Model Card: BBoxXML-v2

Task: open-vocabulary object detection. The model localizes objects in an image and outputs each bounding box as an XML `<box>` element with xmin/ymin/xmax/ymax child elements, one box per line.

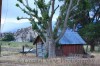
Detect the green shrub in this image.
<box><xmin>2</xmin><ymin>33</ymin><xmax>15</xmax><ymax>41</ymax></box>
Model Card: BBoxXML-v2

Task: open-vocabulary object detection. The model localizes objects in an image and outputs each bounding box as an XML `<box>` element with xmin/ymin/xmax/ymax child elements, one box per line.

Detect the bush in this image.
<box><xmin>2</xmin><ymin>33</ymin><xmax>15</xmax><ymax>41</ymax></box>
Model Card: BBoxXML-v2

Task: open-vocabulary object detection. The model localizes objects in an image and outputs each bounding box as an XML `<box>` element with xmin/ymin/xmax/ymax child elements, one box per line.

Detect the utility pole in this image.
<box><xmin>0</xmin><ymin>0</ymin><xmax>2</xmax><ymax>57</ymax></box>
<box><xmin>0</xmin><ymin>0</ymin><xmax>2</xmax><ymax>29</ymax></box>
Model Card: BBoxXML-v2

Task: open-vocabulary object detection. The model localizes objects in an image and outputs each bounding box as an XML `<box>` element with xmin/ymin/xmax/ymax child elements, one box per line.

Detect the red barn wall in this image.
<box><xmin>56</xmin><ymin>44</ymin><xmax>84</xmax><ymax>56</ymax></box>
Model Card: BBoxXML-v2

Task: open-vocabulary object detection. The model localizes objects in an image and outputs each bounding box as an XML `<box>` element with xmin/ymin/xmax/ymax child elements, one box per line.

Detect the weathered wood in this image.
<box><xmin>22</xmin><ymin>45</ymin><xmax>24</xmax><ymax>53</ymax></box>
<box><xmin>48</xmin><ymin>39</ymin><xmax>56</xmax><ymax>58</ymax></box>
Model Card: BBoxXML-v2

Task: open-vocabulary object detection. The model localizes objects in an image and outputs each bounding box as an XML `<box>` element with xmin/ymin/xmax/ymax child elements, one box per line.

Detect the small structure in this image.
<box><xmin>33</xmin><ymin>36</ymin><xmax>46</xmax><ymax>57</ymax></box>
<box><xmin>56</xmin><ymin>30</ymin><xmax>86</xmax><ymax>56</ymax></box>
<box><xmin>33</xmin><ymin>30</ymin><xmax>86</xmax><ymax>57</ymax></box>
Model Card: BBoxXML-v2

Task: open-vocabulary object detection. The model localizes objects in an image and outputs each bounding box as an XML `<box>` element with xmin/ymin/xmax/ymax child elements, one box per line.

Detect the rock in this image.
<box><xmin>0</xmin><ymin>26</ymin><xmax>38</xmax><ymax>42</ymax></box>
<box><xmin>14</xmin><ymin>26</ymin><xmax>38</xmax><ymax>42</ymax></box>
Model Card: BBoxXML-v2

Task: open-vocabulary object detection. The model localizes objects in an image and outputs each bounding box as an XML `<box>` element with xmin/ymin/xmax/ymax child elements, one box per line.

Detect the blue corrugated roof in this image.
<box><xmin>59</xmin><ymin>30</ymin><xmax>86</xmax><ymax>44</ymax></box>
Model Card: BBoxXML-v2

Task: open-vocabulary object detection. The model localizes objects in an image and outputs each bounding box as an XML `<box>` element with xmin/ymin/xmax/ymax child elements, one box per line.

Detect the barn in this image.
<box><xmin>33</xmin><ymin>30</ymin><xmax>86</xmax><ymax>57</ymax></box>
<box><xmin>56</xmin><ymin>30</ymin><xmax>86</xmax><ymax>56</ymax></box>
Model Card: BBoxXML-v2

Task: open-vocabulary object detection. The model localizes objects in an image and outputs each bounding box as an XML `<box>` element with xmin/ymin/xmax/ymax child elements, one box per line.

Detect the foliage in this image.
<box><xmin>79</xmin><ymin>23</ymin><xmax>100</xmax><ymax>44</ymax></box>
<box><xmin>1</xmin><ymin>41</ymin><xmax>33</xmax><ymax>48</ymax></box>
<box><xmin>2</xmin><ymin>33</ymin><xmax>15</xmax><ymax>41</ymax></box>
<box><xmin>62</xmin><ymin>0</ymin><xmax>100</xmax><ymax>41</ymax></box>
<box><xmin>77</xmin><ymin>0</ymin><xmax>100</xmax><ymax>50</ymax></box>
<box><xmin>58</xmin><ymin>0</ymin><xmax>100</xmax><ymax>52</ymax></box>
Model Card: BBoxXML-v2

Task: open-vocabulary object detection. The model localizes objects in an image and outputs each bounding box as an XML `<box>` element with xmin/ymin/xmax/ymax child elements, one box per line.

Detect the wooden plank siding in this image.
<box><xmin>56</xmin><ymin>45</ymin><xmax>84</xmax><ymax>56</ymax></box>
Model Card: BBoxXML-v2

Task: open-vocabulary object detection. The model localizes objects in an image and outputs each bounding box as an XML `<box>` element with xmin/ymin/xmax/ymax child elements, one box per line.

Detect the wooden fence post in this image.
<box><xmin>22</xmin><ymin>45</ymin><xmax>24</xmax><ymax>53</ymax></box>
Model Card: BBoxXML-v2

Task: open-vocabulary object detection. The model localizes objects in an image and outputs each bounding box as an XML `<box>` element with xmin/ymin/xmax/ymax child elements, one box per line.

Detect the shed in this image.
<box><xmin>57</xmin><ymin>30</ymin><xmax>86</xmax><ymax>56</ymax></box>
<box><xmin>33</xmin><ymin>36</ymin><xmax>46</xmax><ymax>57</ymax></box>
<box><xmin>33</xmin><ymin>30</ymin><xmax>86</xmax><ymax>57</ymax></box>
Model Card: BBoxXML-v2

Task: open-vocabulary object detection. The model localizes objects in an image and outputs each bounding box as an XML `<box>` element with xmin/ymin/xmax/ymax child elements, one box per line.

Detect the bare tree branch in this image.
<box><xmin>92</xmin><ymin>5</ymin><xmax>100</xmax><ymax>22</ymax></box>
<box><xmin>55</xmin><ymin>0</ymin><xmax>73</xmax><ymax>43</ymax></box>
<box><xmin>48</xmin><ymin>0</ymin><xmax>55</xmax><ymax>39</ymax></box>
<box><xmin>70</xmin><ymin>0</ymin><xmax>80</xmax><ymax>11</ymax></box>
<box><xmin>54</xmin><ymin>2</ymin><xmax>67</xmax><ymax>38</ymax></box>
<box><xmin>50</xmin><ymin>5</ymin><xmax>59</xmax><ymax>20</ymax></box>
<box><xmin>50</xmin><ymin>0</ymin><xmax>59</xmax><ymax>21</ymax></box>
<box><xmin>25</xmin><ymin>0</ymin><xmax>29</xmax><ymax>6</ymax></box>
<box><xmin>17</xmin><ymin>17</ymin><xmax>31</xmax><ymax>20</ymax></box>
<box><xmin>49</xmin><ymin>0</ymin><xmax>59</xmax><ymax>39</ymax></box>
<box><xmin>18</xmin><ymin>2</ymin><xmax>41</xmax><ymax>23</ymax></box>
<box><xmin>18</xmin><ymin>3</ymin><xmax>47</xmax><ymax>40</ymax></box>
<box><xmin>21</xmin><ymin>0</ymin><xmax>34</xmax><ymax>18</ymax></box>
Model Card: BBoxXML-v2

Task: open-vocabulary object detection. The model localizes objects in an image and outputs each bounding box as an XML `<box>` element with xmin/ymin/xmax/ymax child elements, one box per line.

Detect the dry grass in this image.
<box><xmin>0</xmin><ymin>53</ymin><xmax>100</xmax><ymax>66</ymax></box>
<box><xmin>0</xmin><ymin>42</ymin><xmax>100</xmax><ymax>66</ymax></box>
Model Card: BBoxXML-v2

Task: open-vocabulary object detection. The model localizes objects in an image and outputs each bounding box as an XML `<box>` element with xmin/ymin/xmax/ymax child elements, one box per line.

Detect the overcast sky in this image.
<box><xmin>2</xmin><ymin>0</ymin><xmax>29</xmax><ymax>24</ymax></box>
<box><xmin>1</xmin><ymin>0</ymin><xmax>63</xmax><ymax>32</ymax></box>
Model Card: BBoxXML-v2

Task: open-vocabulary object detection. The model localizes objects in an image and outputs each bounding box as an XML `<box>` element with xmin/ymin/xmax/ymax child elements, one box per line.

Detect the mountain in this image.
<box><xmin>14</xmin><ymin>26</ymin><xmax>38</xmax><ymax>42</ymax></box>
<box><xmin>0</xmin><ymin>26</ymin><xmax>38</xmax><ymax>42</ymax></box>
<box><xmin>1</xmin><ymin>22</ymin><xmax>32</xmax><ymax>33</ymax></box>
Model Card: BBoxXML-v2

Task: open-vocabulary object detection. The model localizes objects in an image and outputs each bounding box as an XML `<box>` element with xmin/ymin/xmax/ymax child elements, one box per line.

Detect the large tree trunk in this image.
<box><xmin>48</xmin><ymin>39</ymin><xmax>56</xmax><ymax>58</ymax></box>
<box><xmin>86</xmin><ymin>45</ymin><xmax>89</xmax><ymax>53</ymax></box>
<box><xmin>90</xmin><ymin>44</ymin><xmax>95</xmax><ymax>52</ymax></box>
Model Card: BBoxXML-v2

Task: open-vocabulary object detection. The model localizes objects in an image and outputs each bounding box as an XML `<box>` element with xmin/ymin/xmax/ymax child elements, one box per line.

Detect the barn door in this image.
<box><xmin>37</xmin><ymin>42</ymin><xmax>46</xmax><ymax>58</ymax></box>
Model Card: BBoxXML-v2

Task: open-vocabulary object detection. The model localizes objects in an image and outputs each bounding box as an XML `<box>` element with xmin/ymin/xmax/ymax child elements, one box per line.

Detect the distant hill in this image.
<box><xmin>0</xmin><ymin>26</ymin><xmax>38</xmax><ymax>42</ymax></box>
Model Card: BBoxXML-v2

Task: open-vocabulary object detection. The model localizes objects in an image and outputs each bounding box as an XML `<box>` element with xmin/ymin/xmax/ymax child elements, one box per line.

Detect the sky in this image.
<box><xmin>1</xmin><ymin>0</ymin><xmax>63</xmax><ymax>33</ymax></box>
<box><xmin>1</xmin><ymin>0</ymin><xmax>29</xmax><ymax>24</ymax></box>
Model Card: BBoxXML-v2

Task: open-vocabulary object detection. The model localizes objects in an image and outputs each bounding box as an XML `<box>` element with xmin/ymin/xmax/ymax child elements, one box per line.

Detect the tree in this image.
<box><xmin>64</xmin><ymin>0</ymin><xmax>100</xmax><ymax>52</ymax></box>
<box><xmin>79</xmin><ymin>23</ymin><xmax>100</xmax><ymax>52</ymax></box>
<box><xmin>16</xmin><ymin>0</ymin><xmax>80</xmax><ymax>58</ymax></box>
<box><xmin>77</xmin><ymin>0</ymin><xmax>100</xmax><ymax>52</ymax></box>
<box><xmin>2</xmin><ymin>33</ymin><xmax>15</xmax><ymax>41</ymax></box>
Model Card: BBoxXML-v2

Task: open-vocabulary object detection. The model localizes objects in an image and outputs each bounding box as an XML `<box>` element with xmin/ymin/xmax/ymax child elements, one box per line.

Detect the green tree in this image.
<box><xmin>79</xmin><ymin>23</ymin><xmax>100</xmax><ymax>52</ymax></box>
<box><xmin>57</xmin><ymin>0</ymin><xmax>100</xmax><ymax>52</ymax></box>
<box><xmin>2</xmin><ymin>33</ymin><xmax>15</xmax><ymax>41</ymax></box>
<box><xmin>16</xmin><ymin>0</ymin><xmax>80</xmax><ymax>58</ymax></box>
<box><xmin>68</xmin><ymin>0</ymin><xmax>100</xmax><ymax>52</ymax></box>
<box><xmin>78</xmin><ymin>0</ymin><xmax>100</xmax><ymax>52</ymax></box>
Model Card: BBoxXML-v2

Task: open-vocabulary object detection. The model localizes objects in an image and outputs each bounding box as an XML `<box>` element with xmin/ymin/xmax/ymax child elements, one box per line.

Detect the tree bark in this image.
<box><xmin>90</xmin><ymin>44</ymin><xmax>95</xmax><ymax>52</ymax></box>
<box><xmin>48</xmin><ymin>39</ymin><xmax>56</xmax><ymax>58</ymax></box>
<box><xmin>86</xmin><ymin>45</ymin><xmax>89</xmax><ymax>53</ymax></box>
<box><xmin>55</xmin><ymin>0</ymin><xmax>73</xmax><ymax>43</ymax></box>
